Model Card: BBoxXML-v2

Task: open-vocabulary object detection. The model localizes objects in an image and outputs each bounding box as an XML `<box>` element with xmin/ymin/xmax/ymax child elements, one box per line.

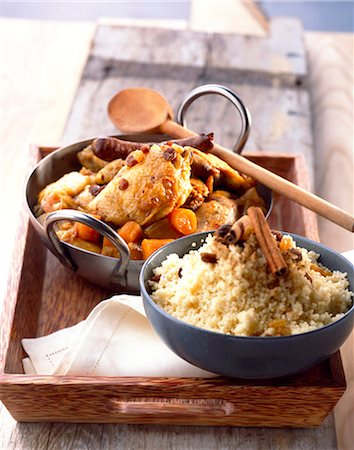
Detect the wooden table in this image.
<box><xmin>1</xmin><ymin>16</ymin><xmax>353</xmax><ymax>450</ymax></box>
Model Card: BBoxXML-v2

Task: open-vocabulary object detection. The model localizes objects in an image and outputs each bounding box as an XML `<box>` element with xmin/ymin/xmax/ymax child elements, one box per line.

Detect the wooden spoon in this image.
<box><xmin>108</xmin><ymin>87</ymin><xmax>193</xmax><ymax>138</ymax></box>
<box><xmin>108</xmin><ymin>88</ymin><xmax>354</xmax><ymax>232</ymax></box>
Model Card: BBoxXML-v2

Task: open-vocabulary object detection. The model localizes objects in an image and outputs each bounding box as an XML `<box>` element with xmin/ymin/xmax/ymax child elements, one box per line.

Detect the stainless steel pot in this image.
<box><xmin>25</xmin><ymin>84</ymin><xmax>272</xmax><ymax>293</ymax></box>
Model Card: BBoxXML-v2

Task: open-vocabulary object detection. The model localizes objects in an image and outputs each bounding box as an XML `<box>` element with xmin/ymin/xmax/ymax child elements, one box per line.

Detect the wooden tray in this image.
<box><xmin>0</xmin><ymin>146</ymin><xmax>346</xmax><ymax>427</ymax></box>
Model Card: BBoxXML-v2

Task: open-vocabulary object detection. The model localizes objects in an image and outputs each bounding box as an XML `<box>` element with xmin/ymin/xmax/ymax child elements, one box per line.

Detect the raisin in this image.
<box><xmin>178</xmin><ymin>267</ymin><xmax>183</xmax><ymax>278</ymax></box>
<box><xmin>288</xmin><ymin>248</ymin><xmax>302</xmax><ymax>262</ymax></box>
<box><xmin>118</xmin><ymin>178</ymin><xmax>129</xmax><ymax>190</ymax></box>
<box><xmin>141</xmin><ymin>144</ymin><xmax>150</xmax><ymax>153</ymax></box>
<box><xmin>272</xmin><ymin>231</ymin><xmax>283</xmax><ymax>242</ymax></box>
<box><xmin>150</xmin><ymin>274</ymin><xmax>161</xmax><ymax>283</ymax></box>
<box><xmin>89</xmin><ymin>184</ymin><xmax>106</xmax><ymax>196</ymax></box>
<box><xmin>201</xmin><ymin>252</ymin><xmax>217</xmax><ymax>263</ymax></box>
<box><xmin>163</xmin><ymin>147</ymin><xmax>177</xmax><ymax>162</ymax></box>
<box><xmin>126</xmin><ymin>154</ymin><xmax>138</xmax><ymax>167</ymax></box>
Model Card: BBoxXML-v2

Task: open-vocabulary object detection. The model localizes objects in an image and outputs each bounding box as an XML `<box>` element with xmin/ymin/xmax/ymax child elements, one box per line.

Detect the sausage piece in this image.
<box><xmin>92</xmin><ymin>133</ymin><xmax>214</xmax><ymax>161</ymax></box>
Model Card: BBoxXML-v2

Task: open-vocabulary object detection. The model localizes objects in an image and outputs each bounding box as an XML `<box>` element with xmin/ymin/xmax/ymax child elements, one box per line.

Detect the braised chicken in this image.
<box><xmin>37</xmin><ymin>172</ymin><xmax>91</xmax><ymax>213</ymax></box>
<box><xmin>36</xmin><ymin>135</ymin><xmax>266</xmax><ymax>260</ymax></box>
<box><xmin>191</xmin><ymin>149</ymin><xmax>255</xmax><ymax>192</ymax></box>
<box><xmin>75</xmin><ymin>185</ymin><xmax>96</xmax><ymax>211</ymax></box>
<box><xmin>235</xmin><ymin>187</ymin><xmax>267</xmax><ymax>216</ymax></box>
<box><xmin>195</xmin><ymin>196</ymin><xmax>238</xmax><ymax>232</ymax></box>
<box><xmin>77</xmin><ymin>146</ymin><xmax>108</xmax><ymax>172</ymax></box>
<box><xmin>89</xmin><ymin>144</ymin><xmax>193</xmax><ymax>227</ymax></box>
<box><xmin>184</xmin><ymin>178</ymin><xmax>210</xmax><ymax>210</ymax></box>
<box><xmin>94</xmin><ymin>159</ymin><xmax>125</xmax><ymax>184</ymax></box>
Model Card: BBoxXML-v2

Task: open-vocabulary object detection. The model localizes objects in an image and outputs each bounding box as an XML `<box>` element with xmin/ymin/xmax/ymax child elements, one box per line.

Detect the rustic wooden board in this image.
<box><xmin>62</xmin><ymin>19</ymin><xmax>314</xmax><ymax>182</ymax></box>
<box><xmin>1</xmin><ymin>16</ymin><xmax>347</xmax><ymax>450</ymax></box>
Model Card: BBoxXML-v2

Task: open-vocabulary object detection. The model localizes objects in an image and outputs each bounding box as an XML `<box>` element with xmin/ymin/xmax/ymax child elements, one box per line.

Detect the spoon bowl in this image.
<box><xmin>108</xmin><ymin>87</ymin><xmax>174</xmax><ymax>134</ymax></box>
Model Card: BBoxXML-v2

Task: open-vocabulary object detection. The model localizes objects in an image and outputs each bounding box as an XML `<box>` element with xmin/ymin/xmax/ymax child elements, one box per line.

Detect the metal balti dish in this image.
<box><xmin>25</xmin><ymin>85</ymin><xmax>272</xmax><ymax>293</ymax></box>
<box><xmin>26</xmin><ymin>134</ymin><xmax>159</xmax><ymax>293</ymax></box>
<box><xmin>140</xmin><ymin>232</ymin><xmax>354</xmax><ymax>379</ymax></box>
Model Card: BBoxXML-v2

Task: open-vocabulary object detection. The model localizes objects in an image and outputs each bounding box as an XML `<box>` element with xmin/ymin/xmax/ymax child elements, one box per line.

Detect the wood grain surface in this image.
<box><xmin>1</xmin><ymin>12</ymin><xmax>353</xmax><ymax>450</ymax></box>
<box><xmin>306</xmin><ymin>33</ymin><xmax>354</xmax><ymax>252</ymax></box>
<box><xmin>305</xmin><ymin>33</ymin><xmax>354</xmax><ymax>450</ymax></box>
<box><xmin>0</xmin><ymin>18</ymin><xmax>95</xmax><ymax>325</ymax></box>
<box><xmin>190</xmin><ymin>0</ymin><xmax>269</xmax><ymax>37</ymax></box>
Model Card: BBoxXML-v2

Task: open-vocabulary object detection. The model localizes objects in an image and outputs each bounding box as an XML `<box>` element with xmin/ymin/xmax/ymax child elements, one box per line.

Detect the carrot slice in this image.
<box><xmin>169</xmin><ymin>208</ymin><xmax>197</xmax><ymax>235</ymax></box>
<box><xmin>141</xmin><ymin>239</ymin><xmax>174</xmax><ymax>260</ymax></box>
<box><xmin>118</xmin><ymin>221</ymin><xmax>144</xmax><ymax>243</ymax></box>
<box><xmin>102</xmin><ymin>236</ymin><xmax>115</xmax><ymax>248</ymax></box>
<box><xmin>75</xmin><ymin>222</ymin><xmax>100</xmax><ymax>243</ymax></box>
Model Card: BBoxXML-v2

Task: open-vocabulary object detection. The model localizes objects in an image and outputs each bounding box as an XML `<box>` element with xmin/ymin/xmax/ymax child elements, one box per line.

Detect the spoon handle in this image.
<box><xmin>159</xmin><ymin>119</ymin><xmax>198</xmax><ymax>139</ymax></box>
<box><xmin>212</xmin><ymin>143</ymin><xmax>354</xmax><ymax>232</ymax></box>
<box><xmin>159</xmin><ymin>121</ymin><xmax>354</xmax><ymax>232</ymax></box>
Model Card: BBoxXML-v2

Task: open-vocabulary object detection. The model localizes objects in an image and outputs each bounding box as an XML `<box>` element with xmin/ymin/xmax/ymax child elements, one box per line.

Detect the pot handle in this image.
<box><xmin>176</xmin><ymin>84</ymin><xmax>251</xmax><ymax>154</ymax></box>
<box><xmin>44</xmin><ymin>210</ymin><xmax>130</xmax><ymax>276</ymax></box>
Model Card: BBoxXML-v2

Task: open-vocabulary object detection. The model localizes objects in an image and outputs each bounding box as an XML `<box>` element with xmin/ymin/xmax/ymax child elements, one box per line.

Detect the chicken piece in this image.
<box><xmin>37</xmin><ymin>172</ymin><xmax>91</xmax><ymax>214</ymax></box>
<box><xmin>94</xmin><ymin>159</ymin><xmax>125</xmax><ymax>184</ymax></box>
<box><xmin>195</xmin><ymin>197</ymin><xmax>238</xmax><ymax>232</ymax></box>
<box><xmin>192</xmin><ymin>148</ymin><xmax>255</xmax><ymax>192</ymax></box>
<box><xmin>191</xmin><ymin>151</ymin><xmax>220</xmax><ymax>180</ymax></box>
<box><xmin>79</xmin><ymin>167</ymin><xmax>95</xmax><ymax>176</ymax></box>
<box><xmin>235</xmin><ymin>187</ymin><xmax>266</xmax><ymax>216</ymax></box>
<box><xmin>89</xmin><ymin>144</ymin><xmax>193</xmax><ymax>227</ymax></box>
<box><xmin>56</xmin><ymin>224</ymin><xmax>77</xmax><ymax>244</ymax></box>
<box><xmin>184</xmin><ymin>178</ymin><xmax>210</xmax><ymax>210</ymax></box>
<box><xmin>75</xmin><ymin>185</ymin><xmax>96</xmax><ymax>212</ymax></box>
<box><xmin>209</xmin><ymin>190</ymin><xmax>233</xmax><ymax>199</ymax></box>
<box><xmin>209</xmin><ymin>193</ymin><xmax>240</xmax><ymax>220</ymax></box>
<box><xmin>77</xmin><ymin>145</ymin><xmax>108</xmax><ymax>172</ymax></box>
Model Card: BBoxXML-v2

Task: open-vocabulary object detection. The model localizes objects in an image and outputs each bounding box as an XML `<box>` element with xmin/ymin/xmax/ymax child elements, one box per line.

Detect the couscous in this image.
<box><xmin>150</xmin><ymin>232</ymin><xmax>352</xmax><ymax>336</ymax></box>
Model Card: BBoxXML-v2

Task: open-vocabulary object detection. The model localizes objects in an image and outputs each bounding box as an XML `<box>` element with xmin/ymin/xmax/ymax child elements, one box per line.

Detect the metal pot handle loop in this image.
<box><xmin>44</xmin><ymin>209</ymin><xmax>130</xmax><ymax>278</ymax></box>
<box><xmin>177</xmin><ymin>84</ymin><xmax>251</xmax><ymax>154</ymax></box>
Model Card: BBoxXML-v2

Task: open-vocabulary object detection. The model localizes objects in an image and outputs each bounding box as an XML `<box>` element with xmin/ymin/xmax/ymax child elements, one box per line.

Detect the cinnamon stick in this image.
<box><xmin>216</xmin><ymin>215</ymin><xmax>252</xmax><ymax>245</ymax></box>
<box><xmin>247</xmin><ymin>206</ymin><xmax>287</xmax><ymax>276</ymax></box>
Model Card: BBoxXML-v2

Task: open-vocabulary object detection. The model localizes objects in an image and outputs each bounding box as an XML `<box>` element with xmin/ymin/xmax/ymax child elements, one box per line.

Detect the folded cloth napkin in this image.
<box><xmin>22</xmin><ymin>295</ymin><xmax>216</xmax><ymax>377</ymax></box>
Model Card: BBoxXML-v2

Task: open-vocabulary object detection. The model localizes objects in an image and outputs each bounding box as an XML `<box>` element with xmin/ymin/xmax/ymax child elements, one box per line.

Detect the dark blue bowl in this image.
<box><xmin>140</xmin><ymin>232</ymin><xmax>354</xmax><ymax>379</ymax></box>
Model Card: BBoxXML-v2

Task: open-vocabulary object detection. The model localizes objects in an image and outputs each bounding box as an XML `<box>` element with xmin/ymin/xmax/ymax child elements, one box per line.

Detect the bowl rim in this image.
<box><xmin>140</xmin><ymin>231</ymin><xmax>354</xmax><ymax>342</ymax></box>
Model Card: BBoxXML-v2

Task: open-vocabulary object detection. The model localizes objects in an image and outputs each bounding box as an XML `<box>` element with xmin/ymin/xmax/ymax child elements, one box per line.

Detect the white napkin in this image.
<box><xmin>22</xmin><ymin>295</ymin><xmax>216</xmax><ymax>377</ymax></box>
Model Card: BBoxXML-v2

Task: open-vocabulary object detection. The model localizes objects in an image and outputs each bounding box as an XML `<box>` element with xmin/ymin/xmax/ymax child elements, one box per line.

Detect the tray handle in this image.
<box><xmin>108</xmin><ymin>397</ymin><xmax>235</xmax><ymax>416</ymax></box>
<box><xmin>44</xmin><ymin>210</ymin><xmax>130</xmax><ymax>274</ymax></box>
<box><xmin>176</xmin><ymin>84</ymin><xmax>252</xmax><ymax>154</ymax></box>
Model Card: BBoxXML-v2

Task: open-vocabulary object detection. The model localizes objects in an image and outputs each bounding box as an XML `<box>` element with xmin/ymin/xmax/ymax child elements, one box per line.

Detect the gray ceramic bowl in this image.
<box><xmin>140</xmin><ymin>232</ymin><xmax>354</xmax><ymax>379</ymax></box>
